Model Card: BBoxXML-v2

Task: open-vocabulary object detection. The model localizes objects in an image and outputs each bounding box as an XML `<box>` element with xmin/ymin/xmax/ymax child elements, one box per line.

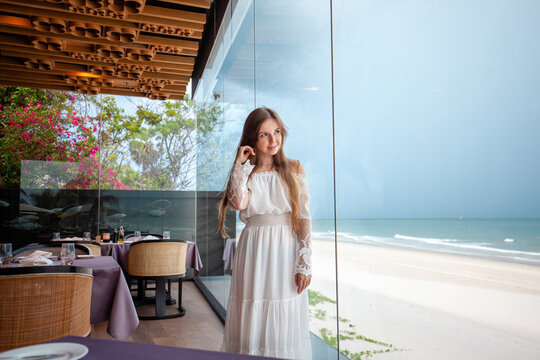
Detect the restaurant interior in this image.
<box><xmin>0</xmin><ymin>0</ymin><xmax>252</xmax><ymax>359</ymax></box>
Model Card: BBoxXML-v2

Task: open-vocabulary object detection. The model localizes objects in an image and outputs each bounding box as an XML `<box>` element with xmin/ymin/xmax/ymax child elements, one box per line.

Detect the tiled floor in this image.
<box><xmin>90</xmin><ymin>280</ymin><xmax>224</xmax><ymax>352</ymax></box>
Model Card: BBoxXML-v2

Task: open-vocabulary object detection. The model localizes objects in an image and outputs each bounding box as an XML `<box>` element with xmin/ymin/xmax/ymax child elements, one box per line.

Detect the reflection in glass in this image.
<box><xmin>196</xmin><ymin>0</ymin><xmax>255</xmax><ymax>314</ymax></box>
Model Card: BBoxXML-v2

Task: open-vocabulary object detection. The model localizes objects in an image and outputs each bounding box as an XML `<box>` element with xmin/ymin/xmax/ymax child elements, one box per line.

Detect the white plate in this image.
<box><xmin>0</xmin><ymin>342</ymin><xmax>88</xmax><ymax>360</ymax></box>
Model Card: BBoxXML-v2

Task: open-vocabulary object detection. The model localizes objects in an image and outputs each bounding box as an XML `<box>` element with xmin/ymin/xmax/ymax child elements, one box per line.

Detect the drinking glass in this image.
<box><xmin>134</xmin><ymin>231</ymin><xmax>141</xmax><ymax>241</ymax></box>
<box><xmin>102</xmin><ymin>233</ymin><xmax>110</xmax><ymax>242</ymax></box>
<box><xmin>61</xmin><ymin>243</ymin><xmax>75</xmax><ymax>265</ymax></box>
<box><xmin>1</xmin><ymin>243</ymin><xmax>13</xmax><ymax>266</ymax></box>
<box><xmin>163</xmin><ymin>231</ymin><xmax>170</xmax><ymax>239</ymax></box>
<box><xmin>53</xmin><ymin>232</ymin><xmax>61</xmax><ymax>241</ymax></box>
<box><xmin>83</xmin><ymin>232</ymin><xmax>91</xmax><ymax>241</ymax></box>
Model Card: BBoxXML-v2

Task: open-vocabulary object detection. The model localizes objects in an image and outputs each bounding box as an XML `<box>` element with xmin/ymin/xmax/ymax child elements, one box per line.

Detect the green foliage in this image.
<box><xmin>355</xmin><ymin>335</ymin><xmax>393</xmax><ymax>348</ymax></box>
<box><xmin>309</xmin><ymin>289</ymin><xmax>402</xmax><ymax>360</ymax></box>
<box><xmin>341</xmin><ymin>348</ymin><xmax>396</xmax><ymax>360</ymax></box>
<box><xmin>0</xmin><ymin>87</ymin><xmax>222</xmax><ymax>190</ymax></box>
<box><xmin>313</xmin><ymin>309</ymin><xmax>327</xmax><ymax>320</ymax></box>
<box><xmin>126</xmin><ymin>96</ymin><xmax>217</xmax><ymax>190</ymax></box>
<box><xmin>340</xmin><ymin>330</ymin><xmax>357</xmax><ymax>340</ymax></box>
<box><xmin>0</xmin><ymin>87</ymin><xmax>112</xmax><ymax>189</ymax></box>
<box><xmin>319</xmin><ymin>328</ymin><xmax>337</xmax><ymax>347</ymax></box>
<box><xmin>0</xmin><ymin>87</ymin><xmax>75</xmax><ymax>114</ymax></box>
<box><xmin>308</xmin><ymin>289</ymin><xmax>336</xmax><ymax>306</ymax></box>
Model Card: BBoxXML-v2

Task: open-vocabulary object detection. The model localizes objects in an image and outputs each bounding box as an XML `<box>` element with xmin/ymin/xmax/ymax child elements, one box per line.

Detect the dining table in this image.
<box><xmin>73</xmin><ymin>256</ymin><xmax>138</xmax><ymax>341</ymax></box>
<box><xmin>51</xmin><ymin>336</ymin><xmax>278</xmax><ymax>360</ymax></box>
<box><xmin>100</xmin><ymin>241</ymin><xmax>203</xmax><ymax>274</ymax></box>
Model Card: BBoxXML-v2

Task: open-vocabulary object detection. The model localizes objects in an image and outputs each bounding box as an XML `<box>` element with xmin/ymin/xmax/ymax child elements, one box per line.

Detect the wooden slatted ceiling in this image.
<box><xmin>0</xmin><ymin>0</ymin><xmax>211</xmax><ymax>100</ymax></box>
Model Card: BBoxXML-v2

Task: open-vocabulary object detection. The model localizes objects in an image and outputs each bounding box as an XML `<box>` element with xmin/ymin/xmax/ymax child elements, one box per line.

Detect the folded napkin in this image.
<box><xmin>61</xmin><ymin>237</ymin><xmax>83</xmax><ymax>241</ymax></box>
<box><xmin>19</xmin><ymin>250</ymin><xmax>54</xmax><ymax>265</ymax></box>
<box><xmin>143</xmin><ymin>235</ymin><xmax>160</xmax><ymax>240</ymax></box>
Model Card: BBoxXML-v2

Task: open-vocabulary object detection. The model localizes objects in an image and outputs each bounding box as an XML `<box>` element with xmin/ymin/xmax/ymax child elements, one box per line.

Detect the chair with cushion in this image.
<box><xmin>127</xmin><ymin>239</ymin><xmax>187</xmax><ymax>320</ymax></box>
<box><xmin>0</xmin><ymin>266</ymin><xmax>93</xmax><ymax>351</ymax></box>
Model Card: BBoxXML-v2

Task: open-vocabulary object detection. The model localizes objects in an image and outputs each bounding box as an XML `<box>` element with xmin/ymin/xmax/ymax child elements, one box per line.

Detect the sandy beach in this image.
<box><xmin>309</xmin><ymin>239</ymin><xmax>540</xmax><ymax>359</ymax></box>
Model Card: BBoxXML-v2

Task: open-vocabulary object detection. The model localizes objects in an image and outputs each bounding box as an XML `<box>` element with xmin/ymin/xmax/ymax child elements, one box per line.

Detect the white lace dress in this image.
<box><xmin>221</xmin><ymin>160</ymin><xmax>312</xmax><ymax>359</ymax></box>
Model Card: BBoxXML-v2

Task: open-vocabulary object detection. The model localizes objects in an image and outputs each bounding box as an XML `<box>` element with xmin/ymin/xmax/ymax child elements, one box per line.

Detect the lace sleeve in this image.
<box><xmin>295</xmin><ymin>173</ymin><xmax>312</xmax><ymax>276</ymax></box>
<box><xmin>227</xmin><ymin>160</ymin><xmax>254</xmax><ymax>211</ymax></box>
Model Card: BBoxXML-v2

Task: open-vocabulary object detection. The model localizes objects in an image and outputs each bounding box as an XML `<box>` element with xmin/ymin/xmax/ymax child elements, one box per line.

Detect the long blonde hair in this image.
<box><xmin>218</xmin><ymin>107</ymin><xmax>300</xmax><ymax>238</ymax></box>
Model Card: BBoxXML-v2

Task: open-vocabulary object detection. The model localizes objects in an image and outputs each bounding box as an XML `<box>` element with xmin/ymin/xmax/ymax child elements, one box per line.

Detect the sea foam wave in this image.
<box><xmin>394</xmin><ymin>234</ymin><xmax>540</xmax><ymax>257</ymax></box>
<box><xmin>312</xmin><ymin>230</ymin><xmax>540</xmax><ymax>259</ymax></box>
<box><xmin>395</xmin><ymin>234</ymin><xmax>458</xmax><ymax>244</ymax></box>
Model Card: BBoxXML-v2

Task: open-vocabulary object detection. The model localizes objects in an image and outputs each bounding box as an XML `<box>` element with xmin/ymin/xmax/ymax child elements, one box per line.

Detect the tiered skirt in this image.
<box><xmin>222</xmin><ymin>214</ymin><xmax>311</xmax><ymax>359</ymax></box>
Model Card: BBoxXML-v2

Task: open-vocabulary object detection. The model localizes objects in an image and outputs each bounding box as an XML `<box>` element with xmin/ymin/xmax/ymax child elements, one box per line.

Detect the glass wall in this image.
<box><xmin>194</xmin><ymin>0</ymin><xmax>256</xmax><ymax>309</ymax></box>
<box><xmin>332</xmin><ymin>0</ymin><xmax>540</xmax><ymax>359</ymax></box>
<box><xmin>195</xmin><ymin>0</ymin><xmax>540</xmax><ymax>359</ymax></box>
<box><xmin>253</xmin><ymin>1</ymin><xmax>338</xmax><ymax>357</ymax></box>
<box><xmin>194</xmin><ymin>0</ymin><xmax>339</xmax><ymax>357</ymax></box>
<box><xmin>0</xmin><ymin>90</ymin><xmax>197</xmax><ymax>250</ymax></box>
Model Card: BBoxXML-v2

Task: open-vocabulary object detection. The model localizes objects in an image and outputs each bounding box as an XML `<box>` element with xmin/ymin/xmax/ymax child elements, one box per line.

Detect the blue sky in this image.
<box><xmin>238</xmin><ymin>0</ymin><xmax>540</xmax><ymax>219</ymax></box>
<box><xmin>329</xmin><ymin>0</ymin><xmax>540</xmax><ymax>219</ymax></box>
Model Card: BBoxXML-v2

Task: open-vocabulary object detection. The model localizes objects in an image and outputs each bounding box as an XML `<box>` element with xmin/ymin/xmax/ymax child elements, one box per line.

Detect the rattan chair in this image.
<box><xmin>13</xmin><ymin>243</ymin><xmax>90</xmax><ymax>259</ymax></box>
<box><xmin>128</xmin><ymin>239</ymin><xmax>187</xmax><ymax>320</ymax></box>
<box><xmin>0</xmin><ymin>266</ymin><xmax>93</xmax><ymax>351</ymax></box>
<box><xmin>82</xmin><ymin>243</ymin><xmax>101</xmax><ymax>256</ymax></box>
<box><xmin>44</xmin><ymin>241</ymin><xmax>101</xmax><ymax>256</ymax></box>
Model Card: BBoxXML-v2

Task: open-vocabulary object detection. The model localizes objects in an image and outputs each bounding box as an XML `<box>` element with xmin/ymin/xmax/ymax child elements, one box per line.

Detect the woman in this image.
<box><xmin>219</xmin><ymin>107</ymin><xmax>312</xmax><ymax>359</ymax></box>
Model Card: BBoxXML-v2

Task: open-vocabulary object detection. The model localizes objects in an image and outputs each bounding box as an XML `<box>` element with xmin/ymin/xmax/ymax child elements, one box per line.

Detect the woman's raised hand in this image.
<box><xmin>235</xmin><ymin>145</ymin><xmax>256</xmax><ymax>165</ymax></box>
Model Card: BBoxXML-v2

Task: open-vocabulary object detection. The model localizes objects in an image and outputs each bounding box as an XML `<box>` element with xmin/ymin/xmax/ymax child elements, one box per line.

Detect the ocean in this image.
<box><xmin>311</xmin><ymin>218</ymin><xmax>540</xmax><ymax>266</ymax></box>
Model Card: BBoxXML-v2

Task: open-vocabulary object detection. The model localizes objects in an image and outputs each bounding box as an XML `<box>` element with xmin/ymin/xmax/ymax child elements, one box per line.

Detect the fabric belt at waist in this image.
<box><xmin>245</xmin><ymin>213</ymin><xmax>292</xmax><ymax>228</ymax></box>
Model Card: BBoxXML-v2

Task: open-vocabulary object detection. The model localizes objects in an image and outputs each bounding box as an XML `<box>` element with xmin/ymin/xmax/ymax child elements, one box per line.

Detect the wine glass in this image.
<box><xmin>61</xmin><ymin>243</ymin><xmax>75</xmax><ymax>265</ymax></box>
<box><xmin>83</xmin><ymin>232</ymin><xmax>91</xmax><ymax>241</ymax></box>
<box><xmin>163</xmin><ymin>231</ymin><xmax>170</xmax><ymax>239</ymax></box>
<box><xmin>52</xmin><ymin>232</ymin><xmax>61</xmax><ymax>241</ymax></box>
<box><xmin>1</xmin><ymin>243</ymin><xmax>13</xmax><ymax>266</ymax></box>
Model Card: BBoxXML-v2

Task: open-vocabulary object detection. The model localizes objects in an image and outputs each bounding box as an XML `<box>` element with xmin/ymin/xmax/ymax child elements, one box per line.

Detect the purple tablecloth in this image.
<box><xmin>53</xmin><ymin>336</ymin><xmax>278</xmax><ymax>360</ymax></box>
<box><xmin>223</xmin><ymin>238</ymin><xmax>236</xmax><ymax>271</ymax></box>
<box><xmin>73</xmin><ymin>257</ymin><xmax>138</xmax><ymax>341</ymax></box>
<box><xmin>100</xmin><ymin>241</ymin><xmax>203</xmax><ymax>274</ymax></box>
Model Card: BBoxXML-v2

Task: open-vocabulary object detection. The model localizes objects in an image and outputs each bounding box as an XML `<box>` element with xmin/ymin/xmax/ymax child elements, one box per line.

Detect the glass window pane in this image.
<box><xmin>254</xmin><ymin>1</ymin><xmax>338</xmax><ymax>358</ymax></box>
<box><xmin>196</xmin><ymin>0</ymin><xmax>256</xmax><ymax>310</ymax></box>
<box><xmin>96</xmin><ymin>94</ymin><xmax>197</xmax><ymax>243</ymax></box>
<box><xmin>0</xmin><ymin>89</ymin><xmax>100</xmax><ymax>245</ymax></box>
<box><xmin>334</xmin><ymin>1</ymin><xmax>540</xmax><ymax>359</ymax></box>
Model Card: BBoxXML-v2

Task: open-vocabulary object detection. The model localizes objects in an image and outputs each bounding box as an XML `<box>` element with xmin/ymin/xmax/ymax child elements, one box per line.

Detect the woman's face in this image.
<box><xmin>255</xmin><ymin>117</ymin><xmax>282</xmax><ymax>157</ymax></box>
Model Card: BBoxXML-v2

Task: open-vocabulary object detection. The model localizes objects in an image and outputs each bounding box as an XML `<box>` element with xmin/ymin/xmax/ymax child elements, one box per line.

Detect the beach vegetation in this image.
<box><xmin>341</xmin><ymin>349</ymin><xmax>395</xmax><ymax>360</ymax></box>
<box><xmin>309</xmin><ymin>289</ymin><xmax>401</xmax><ymax>359</ymax></box>
<box><xmin>355</xmin><ymin>334</ymin><xmax>393</xmax><ymax>348</ymax></box>
<box><xmin>313</xmin><ymin>309</ymin><xmax>327</xmax><ymax>320</ymax></box>
<box><xmin>308</xmin><ymin>289</ymin><xmax>336</xmax><ymax>306</ymax></box>
<box><xmin>319</xmin><ymin>328</ymin><xmax>337</xmax><ymax>346</ymax></box>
